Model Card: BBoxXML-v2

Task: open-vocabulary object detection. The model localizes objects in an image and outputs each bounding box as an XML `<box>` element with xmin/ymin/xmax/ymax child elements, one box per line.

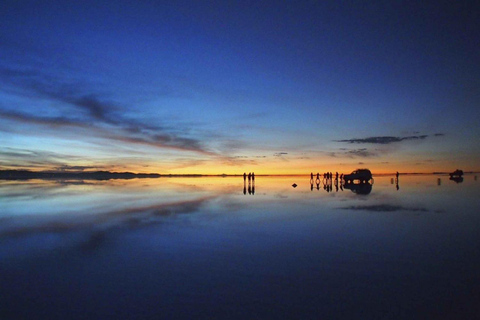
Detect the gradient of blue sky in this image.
<box><xmin>1</xmin><ymin>1</ymin><xmax>479</xmax><ymax>174</ymax></box>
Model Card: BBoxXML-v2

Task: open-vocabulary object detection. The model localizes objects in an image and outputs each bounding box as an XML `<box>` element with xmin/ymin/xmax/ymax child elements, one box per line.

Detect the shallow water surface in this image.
<box><xmin>1</xmin><ymin>175</ymin><xmax>479</xmax><ymax>319</ymax></box>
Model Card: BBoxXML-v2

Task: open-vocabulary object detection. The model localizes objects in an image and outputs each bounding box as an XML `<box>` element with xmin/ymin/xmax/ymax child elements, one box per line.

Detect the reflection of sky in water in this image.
<box><xmin>1</xmin><ymin>175</ymin><xmax>479</xmax><ymax>319</ymax></box>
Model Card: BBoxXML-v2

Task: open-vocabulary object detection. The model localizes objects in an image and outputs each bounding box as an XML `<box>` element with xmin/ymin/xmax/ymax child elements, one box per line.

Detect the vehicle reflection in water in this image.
<box><xmin>309</xmin><ymin>178</ymin><xmax>373</xmax><ymax>195</ymax></box>
<box><xmin>343</xmin><ymin>181</ymin><xmax>373</xmax><ymax>195</ymax></box>
<box><xmin>449</xmin><ymin>176</ymin><xmax>464</xmax><ymax>183</ymax></box>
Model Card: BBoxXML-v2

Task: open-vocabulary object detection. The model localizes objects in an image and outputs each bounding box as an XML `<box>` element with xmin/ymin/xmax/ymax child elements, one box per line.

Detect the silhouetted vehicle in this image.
<box><xmin>449</xmin><ymin>169</ymin><xmax>463</xmax><ymax>178</ymax></box>
<box><xmin>343</xmin><ymin>169</ymin><xmax>372</xmax><ymax>183</ymax></box>
<box><xmin>343</xmin><ymin>182</ymin><xmax>372</xmax><ymax>195</ymax></box>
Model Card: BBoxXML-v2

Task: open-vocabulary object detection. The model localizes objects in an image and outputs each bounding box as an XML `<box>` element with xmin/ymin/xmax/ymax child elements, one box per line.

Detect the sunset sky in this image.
<box><xmin>1</xmin><ymin>1</ymin><xmax>479</xmax><ymax>175</ymax></box>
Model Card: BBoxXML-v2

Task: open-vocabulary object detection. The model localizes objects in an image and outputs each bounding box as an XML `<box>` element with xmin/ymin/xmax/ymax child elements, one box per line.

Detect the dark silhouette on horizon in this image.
<box><xmin>0</xmin><ymin>169</ymin><xmax>160</xmax><ymax>181</ymax></box>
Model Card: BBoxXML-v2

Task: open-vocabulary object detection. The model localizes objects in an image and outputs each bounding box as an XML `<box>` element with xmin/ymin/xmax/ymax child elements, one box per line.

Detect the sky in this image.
<box><xmin>1</xmin><ymin>0</ymin><xmax>479</xmax><ymax>175</ymax></box>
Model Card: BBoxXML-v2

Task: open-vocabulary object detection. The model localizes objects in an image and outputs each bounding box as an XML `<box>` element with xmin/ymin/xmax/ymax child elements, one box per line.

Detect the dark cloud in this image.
<box><xmin>434</xmin><ymin>133</ymin><xmax>445</xmax><ymax>137</ymax></box>
<box><xmin>72</xmin><ymin>95</ymin><xmax>115</xmax><ymax>123</ymax></box>
<box><xmin>340</xmin><ymin>204</ymin><xmax>429</xmax><ymax>213</ymax></box>
<box><xmin>334</xmin><ymin>135</ymin><xmax>428</xmax><ymax>144</ymax></box>
<box><xmin>274</xmin><ymin>152</ymin><xmax>288</xmax><ymax>157</ymax></box>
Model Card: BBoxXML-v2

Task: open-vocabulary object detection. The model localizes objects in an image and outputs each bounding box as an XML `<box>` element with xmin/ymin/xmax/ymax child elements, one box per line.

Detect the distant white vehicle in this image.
<box><xmin>343</xmin><ymin>169</ymin><xmax>372</xmax><ymax>183</ymax></box>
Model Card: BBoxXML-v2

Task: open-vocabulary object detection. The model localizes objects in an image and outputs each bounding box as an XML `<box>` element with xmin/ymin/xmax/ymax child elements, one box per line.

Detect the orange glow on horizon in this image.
<box><xmin>3</xmin><ymin>153</ymin><xmax>478</xmax><ymax>176</ymax></box>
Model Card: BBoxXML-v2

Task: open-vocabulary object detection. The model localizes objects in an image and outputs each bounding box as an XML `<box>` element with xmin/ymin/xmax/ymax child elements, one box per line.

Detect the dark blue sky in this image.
<box><xmin>1</xmin><ymin>1</ymin><xmax>479</xmax><ymax>173</ymax></box>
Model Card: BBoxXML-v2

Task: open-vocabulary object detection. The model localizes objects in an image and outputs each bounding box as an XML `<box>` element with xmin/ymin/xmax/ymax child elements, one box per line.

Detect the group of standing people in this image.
<box><xmin>243</xmin><ymin>172</ymin><xmax>255</xmax><ymax>182</ymax></box>
<box><xmin>310</xmin><ymin>172</ymin><xmax>342</xmax><ymax>181</ymax></box>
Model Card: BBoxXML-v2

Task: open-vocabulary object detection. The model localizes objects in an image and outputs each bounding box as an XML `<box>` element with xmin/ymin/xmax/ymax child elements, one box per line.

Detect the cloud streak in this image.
<box><xmin>330</xmin><ymin>148</ymin><xmax>379</xmax><ymax>159</ymax></box>
<box><xmin>334</xmin><ymin>135</ymin><xmax>430</xmax><ymax>144</ymax></box>
<box><xmin>0</xmin><ymin>65</ymin><xmax>215</xmax><ymax>155</ymax></box>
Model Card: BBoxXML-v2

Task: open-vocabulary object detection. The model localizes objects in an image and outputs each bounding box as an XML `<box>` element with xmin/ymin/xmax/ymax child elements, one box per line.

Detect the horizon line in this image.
<box><xmin>1</xmin><ymin>169</ymin><xmax>479</xmax><ymax>179</ymax></box>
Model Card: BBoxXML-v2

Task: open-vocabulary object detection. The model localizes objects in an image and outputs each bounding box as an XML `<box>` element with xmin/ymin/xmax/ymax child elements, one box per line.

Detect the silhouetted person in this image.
<box><xmin>243</xmin><ymin>172</ymin><xmax>246</xmax><ymax>181</ymax></box>
<box><xmin>311</xmin><ymin>172</ymin><xmax>314</xmax><ymax>180</ymax></box>
<box><xmin>335</xmin><ymin>172</ymin><xmax>338</xmax><ymax>180</ymax></box>
<box><xmin>248</xmin><ymin>172</ymin><xmax>251</xmax><ymax>182</ymax></box>
<box><xmin>396</xmin><ymin>171</ymin><xmax>399</xmax><ymax>179</ymax></box>
<box><xmin>252</xmin><ymin>172</ymin><xmax>255</xmax><ymax>181</ymax></box>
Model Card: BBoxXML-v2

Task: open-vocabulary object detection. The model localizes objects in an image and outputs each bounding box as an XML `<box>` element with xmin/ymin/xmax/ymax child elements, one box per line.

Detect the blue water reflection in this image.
<box><xmin>1</xmin><ymin>175</ymin><xmax>479</xmax><ymax>319</ymax></box>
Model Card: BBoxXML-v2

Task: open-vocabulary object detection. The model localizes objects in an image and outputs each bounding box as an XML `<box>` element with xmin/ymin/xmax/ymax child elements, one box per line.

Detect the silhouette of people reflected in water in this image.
<box><xmin>243</xmin><ymin>172</ymin><xmax>255</xmax><ymax>195</ymax></box>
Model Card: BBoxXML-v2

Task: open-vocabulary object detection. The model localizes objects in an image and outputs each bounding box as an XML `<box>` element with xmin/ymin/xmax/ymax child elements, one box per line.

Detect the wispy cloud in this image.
<box><xmin>0</xmin><ymin>148</ymin><xmax>84</xmax><ymax>170</ymax></box>
<box><xmin>334</xmin><ymin>135</ymin><xmax>429</xmax><ymax>144</ymax></box>
<box><xmin>330</xmin><ymin>148</ymin><xmax>379</xmax><ymax>159</ymax></box>
<box><xmin>345</xmin><ymin>148</ymin><xmax>378</xmax><ymax>158</ymax></box>
<box><xmin>333</xmin><ymin>134</ymin><xmax>428</xmax><ymax>144</ymax></box>
<box><xmin>0</xmin><ymin>65</ymin><xmax>215</xmax><ymax>155</ymax></box>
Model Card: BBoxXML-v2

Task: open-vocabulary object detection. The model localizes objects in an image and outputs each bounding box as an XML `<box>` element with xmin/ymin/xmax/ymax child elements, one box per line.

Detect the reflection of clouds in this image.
<box><xmin>0</xmin><ymin>197</ymin><xmax>213</xmax><ymax>245</ymax></box>
<box><xmin>0</xmin><ymin>180</ymin><xmax>99</xmax><ymax>200</ymax></box>
<box><xmin>79</xmin><ymin>230</ymin><xmax>108</xmax><ymax>253</ymax></box>
<box><xmin>340</xmin><ymin>204</ymin><xmax>429</xmax><ymax>213</ymax></box>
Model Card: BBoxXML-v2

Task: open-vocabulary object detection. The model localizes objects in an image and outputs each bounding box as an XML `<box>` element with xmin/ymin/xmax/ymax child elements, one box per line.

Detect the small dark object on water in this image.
<box><xmin>292</xmin><ymin>183</ymin><xmax>297</xmax><ymax>188</ymax></box>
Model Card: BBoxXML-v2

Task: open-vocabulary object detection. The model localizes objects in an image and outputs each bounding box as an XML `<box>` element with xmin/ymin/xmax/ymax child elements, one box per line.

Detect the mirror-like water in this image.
<box><xmin>1</xmin><ymin>175</ymin><xmax>479</xmax><ymax>319</ymax></box>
